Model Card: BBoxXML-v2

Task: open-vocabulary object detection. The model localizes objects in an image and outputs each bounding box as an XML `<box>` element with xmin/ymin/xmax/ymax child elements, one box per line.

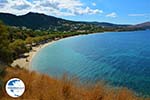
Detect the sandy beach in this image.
<box><xmin>11</xmin><ymin>35</ymin><xmax>83</xmax><ymax>70</ymax></box>
<box><xmin>11</xmin><ymin>41</ymin><xmax>56</xmax><ymax>70</ymax></box>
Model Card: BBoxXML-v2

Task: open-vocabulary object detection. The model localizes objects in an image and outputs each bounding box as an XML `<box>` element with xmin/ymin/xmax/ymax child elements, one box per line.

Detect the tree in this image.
<box><xmin>0</xmin><ymin>21</ymin><xmax>13</xmax><ymax>63</ymax></box>
<box><xmin>25</xmin><ymin>37</ymin><xmax>33</xmax><ymax>44</ymax></box>
<box><xmin>9</xmin><ymin>39</ymin><xmax>28</xmax><ymax>58</ymax></box>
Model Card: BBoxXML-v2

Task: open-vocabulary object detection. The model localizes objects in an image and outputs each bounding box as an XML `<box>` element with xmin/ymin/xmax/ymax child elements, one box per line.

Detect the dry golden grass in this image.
<box><xmin>0</xmin><ymin>67</ymin><xmax>149</xmax><ymax>100</ymax></box>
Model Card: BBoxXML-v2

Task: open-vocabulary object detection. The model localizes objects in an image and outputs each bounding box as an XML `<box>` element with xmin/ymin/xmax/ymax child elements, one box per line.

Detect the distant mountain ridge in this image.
<box><xmin>131</xmin><ymin>22</ymin><xmax>150</xmax><ymax>29</ymax></box>
<box><xmin>0</xmin><ymin>12</ymin><xmax>72</xmax><ymax>29</ymax></box>
<box><xmin>0</xmin><ymin>12</ymin><xmax>149</xmax><ymax>30</ymax></box>
<box><xmin>87</xmin><ymin>22</ymin><xmax>130</xmax><ymax>27</ymax></box>
<box><xmin>0</xmin><ymin>12</ymin><xmax>127</xmax><ymax>30</ymax></box>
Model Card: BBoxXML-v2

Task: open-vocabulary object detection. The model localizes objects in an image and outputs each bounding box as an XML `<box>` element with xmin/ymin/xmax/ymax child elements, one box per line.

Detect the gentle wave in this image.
<box><xmin>31</xmin><ymin>30</ymin><xmax>150</xmax><ymax>96</ymax></box>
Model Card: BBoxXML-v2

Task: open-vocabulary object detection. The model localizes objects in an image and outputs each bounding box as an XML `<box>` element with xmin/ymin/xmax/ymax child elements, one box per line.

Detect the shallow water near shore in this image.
<box><xmin>31</xmin><ymin>30</ymin><xmax>150</xmax><ymax>97</ymax></box>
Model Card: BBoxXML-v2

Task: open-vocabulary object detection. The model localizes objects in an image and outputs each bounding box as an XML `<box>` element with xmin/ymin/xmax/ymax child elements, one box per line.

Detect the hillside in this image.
<box><xmin>87</xmin><ymin>22</ymin><xmax>129</xmax><ymax>27</ymax></box>
<box><xmin>0</xmin><ymin>12</ymin><xmax>100</xmax><ymax>31</ymax></box>
<box><xmin>0</xmin><ymin>67</ymin><xmax>148</xmax><ymax>100</ymax></box>
<box><xmin>131</xmin><ymin>22</ymin><xmax>150</xmax><ymax>29</ymax></box>
<box><xmin>0</xmin><ymin>12</ymin><xmax>149</xmax><ymax>31</ymax></box>
<box><xmin>0</xmin><ymin>12</ymin><xmax>73</xmax><ymax>30</ymax></box>
<box><xmin>0</xmin><ymin>12</ymin><xmax>128</xmax><ymax>31</ymax></box>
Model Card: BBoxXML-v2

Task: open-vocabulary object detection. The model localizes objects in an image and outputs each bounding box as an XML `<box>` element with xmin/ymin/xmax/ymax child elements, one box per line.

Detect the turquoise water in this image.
<box><xmin>31</xmin><ymin>30</ymin><xmax>150</xmax><ymax>96</ymax></box>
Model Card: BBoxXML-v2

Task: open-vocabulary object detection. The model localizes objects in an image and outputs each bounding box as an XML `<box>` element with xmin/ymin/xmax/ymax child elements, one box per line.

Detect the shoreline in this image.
<box><xmin>11</xmin><ymin>40</ymin><xmax>56</xmax><ymax>70</ymax></box>
<box><xmin>11</xmin><ymin>30</ymin><xmax>146</xmax><ymax>70</ymax></box>
<box><xmin>11</xmin><ymin>34</ymin><xmax>83</xmax><ymax>70</ymax></box>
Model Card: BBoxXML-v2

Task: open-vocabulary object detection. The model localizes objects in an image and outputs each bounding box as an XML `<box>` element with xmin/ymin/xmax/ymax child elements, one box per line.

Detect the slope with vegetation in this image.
<box><xmin>0</xmin><ymin>12</ymin><xmax>149</xmax><ymax>32</ymax></box>
<box><xmin>0</xmin><ymin>67</ymin><xmax>149</xmax><ymax>100</ymax></box>
<box><xmin>0</xmin><ymin>21</ymin><xmax>95</xmax><ymax>64</ymax></box>
<box><xmin>0</xmin><ymin>20</ymin><xmax>142</xmax><ymax>64</ymax></box>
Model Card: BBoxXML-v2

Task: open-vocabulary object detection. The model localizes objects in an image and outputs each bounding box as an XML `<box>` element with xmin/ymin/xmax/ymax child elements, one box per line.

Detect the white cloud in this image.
<box><xmin>0</xmin><ymin>0</ymin><xmax>103</xmax><ymax>16</ymax></box>
<box><xmin>128</xmin><ymin>13</ymin><xmax>150</xmax><ymax>17</ymax></box>
<box><xmin>0</xmin><ymin>0</ymin><xmax>8</xmax><ymax>7</ymax></box>
<box><xmin>10</xmin><ymin>0</ymin><xmax>31</xmax><ymax>10</ymax></box>
<box><xmin>106</xmin><ymin>12</ymin><xmax>117</xmax><ymax>18</ymax></box>
<box><xmin>92</xmin><ymin>2</ymin><xmax>96</xmax><ymax>6</ymax></box>
<box><xmin>72</xmin><ymin>7</ymin><xmax>103</xmax><ymax>15</ymax></box>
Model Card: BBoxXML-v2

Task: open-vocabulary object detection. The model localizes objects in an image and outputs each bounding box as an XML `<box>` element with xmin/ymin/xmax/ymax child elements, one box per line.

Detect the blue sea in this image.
<box><xmin>31</xmin><ymin>30</ymin><xmax>150</xmax><ymax>96</ymax></box>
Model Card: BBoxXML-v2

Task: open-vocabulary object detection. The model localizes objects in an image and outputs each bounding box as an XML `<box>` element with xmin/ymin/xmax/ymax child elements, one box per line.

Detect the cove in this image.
<box><xmin>31</xmin><ymin>30</ymin><xmax>150</xmax><ymax>96</ymax></box>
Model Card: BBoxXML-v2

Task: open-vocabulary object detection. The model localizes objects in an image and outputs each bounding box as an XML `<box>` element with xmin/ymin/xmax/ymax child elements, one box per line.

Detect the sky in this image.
<box><xmin>0</xmin><ymin>0</ymin><xmax>150</xmax><ymax>24</ymax></box>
